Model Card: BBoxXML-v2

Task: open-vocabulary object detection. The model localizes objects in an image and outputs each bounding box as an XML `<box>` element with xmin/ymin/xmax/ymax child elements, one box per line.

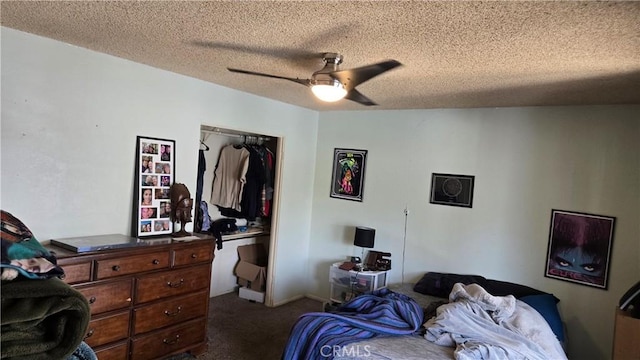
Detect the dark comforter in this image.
<box><xmin>282</xmin><ymin>288</ymin><xmax>423</xmax><ymax>360</ymax></box>
<box><xmin>1</xmin><ymin>277</ymin><xmax>90</xmax><ymax>360</ymax></box>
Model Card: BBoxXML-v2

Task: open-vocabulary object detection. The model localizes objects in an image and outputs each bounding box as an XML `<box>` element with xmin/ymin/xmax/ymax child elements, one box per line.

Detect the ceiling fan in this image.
<box><xmin>227</xmin><ymin>53</ymin><xmax>401</xmax><ymax>106</ymax></box>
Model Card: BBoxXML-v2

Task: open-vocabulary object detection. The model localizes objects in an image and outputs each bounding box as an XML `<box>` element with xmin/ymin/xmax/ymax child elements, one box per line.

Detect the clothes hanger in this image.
<box><xmin>244</xmin><ymin>135</ymin><xmax>257</xmax><ymax>146</ymax></box>
<box><xmin>200</xmin><ymin>139</ymin><xmax>210</xmax><ymax>151</ymax></box>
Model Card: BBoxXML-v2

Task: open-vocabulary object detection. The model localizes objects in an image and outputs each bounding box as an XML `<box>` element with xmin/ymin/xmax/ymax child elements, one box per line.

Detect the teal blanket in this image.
<box><xmin>1</xmin><ymin>277</ymin><xmax>90</xmax><ymax>360</ymax></box>
<box><xmin>1</xmin><ymin>210</ymin><xmax>64</xmax><ymax>280</ymax></box>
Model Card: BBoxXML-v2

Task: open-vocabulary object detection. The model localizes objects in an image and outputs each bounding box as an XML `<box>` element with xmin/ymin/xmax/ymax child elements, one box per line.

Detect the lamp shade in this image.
<box><xmin>311</xmin><ymin>79</ymin><xmax>347</xmax><ymax>102</ymax></box>
<box><xmin>354</xmin><ymin>226</ymin><xmax>375</xmax><ymax>248</ymax></box>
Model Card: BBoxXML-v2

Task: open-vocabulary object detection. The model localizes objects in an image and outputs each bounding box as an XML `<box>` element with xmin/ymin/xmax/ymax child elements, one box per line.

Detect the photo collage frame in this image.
<box><xmin>133</xmin><ymin>136</ymin><xmax>175</xmax><ymax>237</ymax></box>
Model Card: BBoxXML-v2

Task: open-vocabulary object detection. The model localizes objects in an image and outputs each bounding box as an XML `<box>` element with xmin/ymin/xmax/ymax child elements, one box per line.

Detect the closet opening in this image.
<box><xmin>195</xmin><ymin>125</ymin><xmax>283</xmax><ymax>307</ymax></box>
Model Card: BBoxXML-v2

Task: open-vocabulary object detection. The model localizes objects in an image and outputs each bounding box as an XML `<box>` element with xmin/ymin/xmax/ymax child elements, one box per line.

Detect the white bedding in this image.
<box><xmin>424</xmin><ymin>283</ymin><xmax>567</xmax><ymax>360</ymax></box>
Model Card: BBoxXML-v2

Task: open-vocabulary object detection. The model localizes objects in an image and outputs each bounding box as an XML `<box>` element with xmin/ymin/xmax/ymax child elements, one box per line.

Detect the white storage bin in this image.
<box><xmin>329</xmin><ymin>262</ymin><xmax>388</xmax><ymax>304</ymax></box>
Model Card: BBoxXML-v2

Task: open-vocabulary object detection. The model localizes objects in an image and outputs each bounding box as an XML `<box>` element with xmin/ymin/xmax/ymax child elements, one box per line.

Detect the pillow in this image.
<box><xmin>413</xmin><ymin>272</ymin><xmax>488</xmax><ymax>298</ymax></box>
<box><xmin>485</xmin><ymin>279</ymin><xmax>559</xmax><ymax>301</ymax></box>
<box><xmin>520</xmin><ymin>294</ymin><xmax>565</xmax><ymax>342</ymax></box>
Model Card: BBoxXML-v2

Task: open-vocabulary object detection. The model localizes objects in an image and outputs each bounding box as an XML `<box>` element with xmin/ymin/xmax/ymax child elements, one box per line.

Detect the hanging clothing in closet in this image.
<box><xmin>210</xmin><ymin>143</ymin><xmax>274</xmax><ymax>221</ymax></box>
<box><xmin>262</xmin><ymin>147</ymin><xmax>275</xmax><ymax>217</ymax></box>
<box><xmin>210</xmin><ymin>145</ymin><xmax>250</xmax><ymax>212</ymax></box>
<box><xmin>195</xmin><ymin>148</ymin><xmax>209</xmax><ymax>233</ymax></box>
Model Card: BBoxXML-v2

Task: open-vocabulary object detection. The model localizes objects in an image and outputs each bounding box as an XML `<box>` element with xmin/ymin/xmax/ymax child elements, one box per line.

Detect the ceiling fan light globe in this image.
<box><xmin>311</xmin><ymin>81</ymin><xmax>347</xmax><ymax>102</ymax></box>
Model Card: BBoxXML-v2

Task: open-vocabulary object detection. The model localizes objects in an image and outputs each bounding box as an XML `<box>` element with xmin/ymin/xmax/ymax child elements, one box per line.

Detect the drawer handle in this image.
<box><xmin>164</xmin><ymin>306</ymin><xmax>183</xmax><ymax>317</ymax></box>
<box><xmin>84</xmin><ymin>329</ymin><xmax>94</xmax><ymax>339</ymax></box>
<box><xmin>167</xmin><ymin>279</ymin><xmax>184</xmax><ymax>288</ymax></box>
<box><xmin>112</xmin><ymin>265</ymin><xmax>120</xmax><ymax>271</ymax></box>
<box><xmin>163</xmin><ymin>335</ymin><xmax>180</xmax><ymax>345</ymax></box>
<box><xmin>89</xmin><ymin>296</ymin><xmax>97</xmax><ymax>304</ymax></box>
<box><xmin>191</xmin><ymin>253</ymin><xmax>197</xmax><ymax>259</ymax></box>
<box><xmin>152</xmin><ymin>259</ymin><xmax>160</xmax><ymax>265</ymax></box>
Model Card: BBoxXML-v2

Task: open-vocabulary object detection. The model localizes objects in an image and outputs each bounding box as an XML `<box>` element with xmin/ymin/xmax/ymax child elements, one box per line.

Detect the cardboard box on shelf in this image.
<box><xmin>234</xmin><ymin>243</ymin><xmax>267</xmax><ymax>292</ymax></box>
<box><xmin>239</xmin><ymin>287</ymin><xmax>265</xmax><ymax>303</ymax></box>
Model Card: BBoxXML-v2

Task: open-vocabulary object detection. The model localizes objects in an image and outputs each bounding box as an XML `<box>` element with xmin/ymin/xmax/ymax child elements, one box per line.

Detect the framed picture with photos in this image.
<box><xmin>132</xmin><ymin>136</ymin><xmax>175</xmax><ymax>237</ymax></box>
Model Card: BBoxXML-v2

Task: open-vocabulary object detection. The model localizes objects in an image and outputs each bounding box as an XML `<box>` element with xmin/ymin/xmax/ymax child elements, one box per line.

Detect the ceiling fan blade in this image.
<box><xmin>330</xmin><ymin>60</ymin><xmax>402</xmax><ymax>90</ymax></box>
<box><xmin>345</xmin><ymin>89</ymin><xmax>377</xmax><ymax>106</ymax></box>
<box><xmin>227</xmin><ymin>68</ymin><xmax>310</xmax><ymax>87</ymax></box>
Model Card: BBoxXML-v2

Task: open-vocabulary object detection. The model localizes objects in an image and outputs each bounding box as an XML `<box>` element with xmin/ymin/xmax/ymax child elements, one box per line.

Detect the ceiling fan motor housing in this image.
<box><xmin>312</xmin><ymin>53</ymin><xmax>344</xmax><ymax>86</ymax></box>
<box><xmin>323</xmin><ymin>53</ymin><xmax>343</xmax><ymax>65</ymax></box>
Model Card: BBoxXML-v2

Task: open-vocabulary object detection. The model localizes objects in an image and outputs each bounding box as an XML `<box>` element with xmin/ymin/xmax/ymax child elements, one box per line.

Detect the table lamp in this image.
<box><xmin>354</xmin><ymin>226</ymin><xmax>375</xmax><ymax>269</ymax></box>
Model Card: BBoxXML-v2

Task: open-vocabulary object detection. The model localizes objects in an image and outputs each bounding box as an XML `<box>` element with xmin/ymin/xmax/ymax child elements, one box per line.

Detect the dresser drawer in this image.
<box><xmin>93</xmin><ymin>341</ymin><xmax>129</xmax><ymax>360</ymax></box>
<box><xmin>135</xmin><ymin>263</ymin><xmax>210</xmax><ymax>304</ymax></box>
<box><xmin>133</xmin><ymin>290</ymin><xmax>208</xmax><ymax>335</ymax></box>
<box><xmin>172</xmin><ymin>243</ymin><xmax>214</xmax><ymax>267</ymax></box>
<box><xmin>77</xmin><ymin>279</ymin><xmax>133</xmax><ymax>315</ymax></box>
<box><xmin>84</xmin><ymin>310</ymin><xmax>130</xmax><ymax>348</ymax></box>
<box><xmin>60</xmin><ymin>262</ymin><xmax>91</xmax><ymax>284</ymax></box>
<box><xmin>131</xmin><ymin>318</ymin><xmax>206</xmax><ymax>360</ymax></box>
<box><xmin>95</xmin><ymin>251</ymin><xmax>170</xmax><ymax>280</ymax></box>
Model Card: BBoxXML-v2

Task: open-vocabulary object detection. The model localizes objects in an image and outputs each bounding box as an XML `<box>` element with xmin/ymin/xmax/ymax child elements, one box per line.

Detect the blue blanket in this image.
<box><xmin>282</xmin><ymin>288</ymin><xmax>424</xmax><ymax>360</ymax></box>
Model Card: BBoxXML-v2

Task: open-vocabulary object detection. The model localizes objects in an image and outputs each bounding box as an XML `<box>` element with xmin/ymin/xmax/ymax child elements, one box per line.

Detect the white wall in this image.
<box><xmin>308</xmin><ymin>107</ymin><xmax>639</xmax><ymax>359</ymax></box>
<box><xmin>0</xmin><ymin>27</ymin><xmax>319</xmax><ymax>305</ymax></box>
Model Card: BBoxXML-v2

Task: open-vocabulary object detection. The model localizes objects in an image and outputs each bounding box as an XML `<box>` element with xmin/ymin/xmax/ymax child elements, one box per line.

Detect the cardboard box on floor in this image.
<box><xmin>235</xmin><ymin>243</ymin><xmax>267</xmax><ymax>292</ymax></box>
<box><xmin>239</xmin><ymin>287</ymin><xmax>265</xmax><ymax>303</ymax></box>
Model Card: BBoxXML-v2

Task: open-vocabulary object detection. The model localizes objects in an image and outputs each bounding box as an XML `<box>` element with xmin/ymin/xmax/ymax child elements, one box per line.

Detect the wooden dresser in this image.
<box><xmin>613</xmin><ymin>307</ymin><xmax>640</xmax><ymax>360</ymax></box>
<box><xmin>47</xmin><ymin>235</ymin><xmax>215</xmax><ymax>360</ymax></box>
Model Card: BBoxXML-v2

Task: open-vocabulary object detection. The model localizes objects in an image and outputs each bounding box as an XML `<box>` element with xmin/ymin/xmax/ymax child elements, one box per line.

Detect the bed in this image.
<box><xmin>283</xmin><ymin>273</ymin><xmax>567</xmax><ymax>360</ymax></box>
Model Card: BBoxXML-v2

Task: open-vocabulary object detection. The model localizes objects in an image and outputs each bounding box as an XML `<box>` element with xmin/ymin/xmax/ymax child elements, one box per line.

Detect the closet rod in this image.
<box><xmin>201</xmin><ymin>128</ymin><xmax>271</xmax><ymax>142</ymax></box>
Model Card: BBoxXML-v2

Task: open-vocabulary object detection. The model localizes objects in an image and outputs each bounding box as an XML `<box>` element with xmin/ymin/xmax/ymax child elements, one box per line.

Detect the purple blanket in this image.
<box><xmin>282</xmin><ymin>288</ymin><xmax>424</xmax><ymax>360</ymax></box>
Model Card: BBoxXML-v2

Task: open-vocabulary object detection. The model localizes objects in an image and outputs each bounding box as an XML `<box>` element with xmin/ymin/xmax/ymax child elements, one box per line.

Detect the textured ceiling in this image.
<box><xmin>2</xmin><ymin>1</ymin><xmax>639</xmax><ymax>111</ymax></box>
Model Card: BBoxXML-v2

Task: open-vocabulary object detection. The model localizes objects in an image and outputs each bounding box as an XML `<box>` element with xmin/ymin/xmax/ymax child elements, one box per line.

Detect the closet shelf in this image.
<box><xmin>221</xmin><ymin>227</ymin><xmax>269</xmax><ymax>242</ymax></box>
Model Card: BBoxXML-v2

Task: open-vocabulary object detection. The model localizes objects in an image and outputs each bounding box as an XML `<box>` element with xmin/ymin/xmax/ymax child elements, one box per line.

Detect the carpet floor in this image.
<box><xmin>176</xmin><ymin>291</ymin><xmax>322</xmax><ymax>360</ymax></box>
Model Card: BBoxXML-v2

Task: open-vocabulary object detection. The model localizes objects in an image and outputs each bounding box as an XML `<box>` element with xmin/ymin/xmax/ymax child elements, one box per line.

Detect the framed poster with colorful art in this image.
<box><xmin>132</xmin><ymin>136</ymin><xmax>175</xmax><ymax>237</ymax></box>
<box><xmin>330</xmin><ymin>148</ymin><xmax>367</xmax><ymax>202</ymax></box>
<box><xmin>544</xmin><ymin>209</ymin><xmax>616</xmax><ymax>289</ymax></box>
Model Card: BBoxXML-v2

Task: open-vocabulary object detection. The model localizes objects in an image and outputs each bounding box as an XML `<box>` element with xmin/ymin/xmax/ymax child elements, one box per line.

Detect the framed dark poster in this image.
<box><xmin>330</xmin><ymin>148</ymin><xmax>367</xmax><ymax>202</ymax></box>
<box><xmin>132</xmin><ymin>136</ymin><xmax>175</xmax><ymax>237</ymax></box>
<box><xmin>429</xmin><ymin>173</ymin><xmax>475</xmax><ymax>208</ymax></box>
<box><xmin>545</xmin><ymin>209</ymin><xmax>615</xmax><ymax>289</ymax></box>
